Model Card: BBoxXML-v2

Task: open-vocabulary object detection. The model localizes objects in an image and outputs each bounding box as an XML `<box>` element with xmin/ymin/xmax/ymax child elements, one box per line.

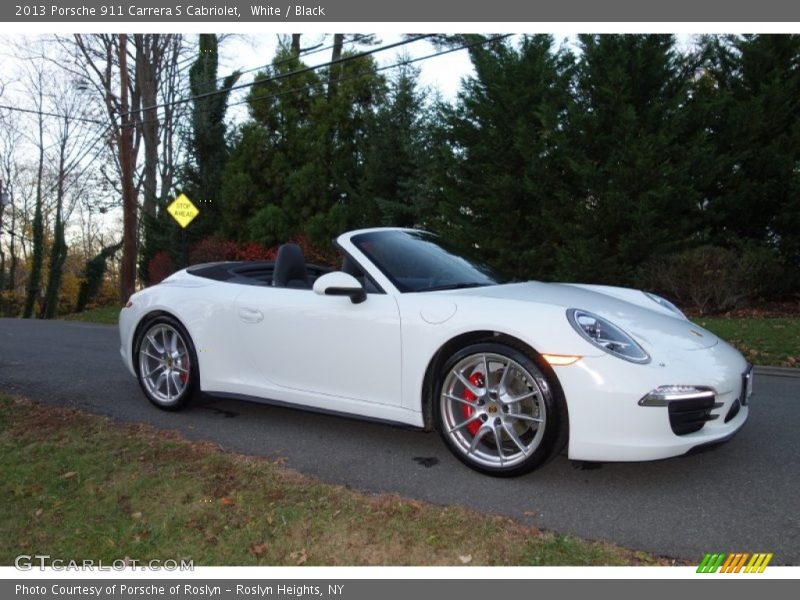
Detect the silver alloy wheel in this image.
<box><xmin>440</xmin><ymin>352</ymin><xmax>547</xmax><ymax>469</ymax></box>
<box><xmin>138</xmin><ymin>323</ymin><xmax>191</xmax><ymax>405</ymax></box>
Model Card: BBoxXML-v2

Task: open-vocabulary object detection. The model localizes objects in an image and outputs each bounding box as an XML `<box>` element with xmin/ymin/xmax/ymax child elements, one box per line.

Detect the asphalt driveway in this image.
<box><xmin>1</xmin><ymin>318</ymin><xmax>798</xmax><ymax>563</ymax></box>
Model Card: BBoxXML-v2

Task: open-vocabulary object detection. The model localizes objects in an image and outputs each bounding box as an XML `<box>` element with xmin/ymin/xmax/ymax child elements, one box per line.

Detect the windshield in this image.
<box><xmin>350</xmin><ymin>230</ymin><xmax>508</xmax><ymax>293</ymax></box>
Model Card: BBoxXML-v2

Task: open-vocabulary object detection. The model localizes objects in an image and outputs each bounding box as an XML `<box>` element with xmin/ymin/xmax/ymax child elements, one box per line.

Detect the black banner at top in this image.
<box><xmin>4</xmin><ymin>0</ymin><xmax>800</xmax><ymax>22</ymax></box>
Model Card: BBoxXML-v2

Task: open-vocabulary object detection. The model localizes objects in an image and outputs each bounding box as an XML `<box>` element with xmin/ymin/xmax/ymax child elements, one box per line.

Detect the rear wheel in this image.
<box><xmin>434</xmin><ymin>342</ymin><xmax>565</xmax><ymax>476</ymax></box>
<box><xmin>135</xmin><ymin>315</ymin><xmax>199</xmax><ymax>411</ymax></box>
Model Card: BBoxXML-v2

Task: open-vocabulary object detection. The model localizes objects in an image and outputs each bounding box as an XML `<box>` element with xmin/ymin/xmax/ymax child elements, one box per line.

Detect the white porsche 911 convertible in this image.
<box><xmin>119</xmin><ymin>228</ymin><xmax>751</xmax><ymax>476</ymax></box>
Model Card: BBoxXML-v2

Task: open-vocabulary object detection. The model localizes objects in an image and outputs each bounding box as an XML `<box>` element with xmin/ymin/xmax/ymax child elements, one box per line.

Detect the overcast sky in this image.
<box><xmin>217</xmin><ymin>32</ymin><xmax>484</xmax><ymax>121</ymax></box>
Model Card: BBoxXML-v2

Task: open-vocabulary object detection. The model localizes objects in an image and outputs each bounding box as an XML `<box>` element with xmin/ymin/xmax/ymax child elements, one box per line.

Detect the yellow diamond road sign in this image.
<box><xmin>167</xmin><ymin>194</ymin><xmax>199</xmax><ymax>228</ymax></box>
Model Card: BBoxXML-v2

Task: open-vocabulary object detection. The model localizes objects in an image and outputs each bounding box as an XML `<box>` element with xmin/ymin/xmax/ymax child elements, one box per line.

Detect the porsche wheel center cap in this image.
<box><xmin>487</xmin><ymin>404</ymin><xmax>499</xmax><ymax>414</ymax></box>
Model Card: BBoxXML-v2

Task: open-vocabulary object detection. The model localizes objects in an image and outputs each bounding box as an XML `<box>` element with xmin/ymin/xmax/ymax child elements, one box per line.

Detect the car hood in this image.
<box><xmin>446</xmin><ymin>281</ymin><xmax>718</xmax><ymax>351</ymax></box>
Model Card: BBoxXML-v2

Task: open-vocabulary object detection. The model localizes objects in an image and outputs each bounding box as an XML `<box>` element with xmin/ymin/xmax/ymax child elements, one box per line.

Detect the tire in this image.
<box><xmin>434</xmin><ymin>342</ymin><xmax>566</xmax><ymax>477</ymax></box>
<box><xmin>134</xmin><ymin>315</ymin><xmax>200</xmax><ymax>411</ymax></box>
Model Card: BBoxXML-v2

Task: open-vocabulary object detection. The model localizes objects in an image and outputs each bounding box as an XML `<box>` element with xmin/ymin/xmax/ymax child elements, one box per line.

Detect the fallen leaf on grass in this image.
<box><xmin>61</xmin><ymin>471</ymin><xmax>77</xmax><ymax>479</ymax></box>
<box><xmin>290</xmin><ymin>549</ymin><xmax>308</xmax><ymax>565</ymax></box>
<box><xmin>249</xmin><ymin>543</ymin><xmax>268</xmax><ymax>558</ymax></box>
<box><xmin>458</xmin><ymin>554</ymin><xmax>473</xmax><ymax>564</ymax></box>
<box><xmin>34</xmin><ymin>508</ymin><xmax>43</xmax><ymax>517</ymax></box>
<box><xmin>221</xmin><ymin>496</ymin><xmax>235</xmax><ymax>506</ymax></box>
<box><xmin>131</xmin><ymin>512</ymin><xmax>143</xmax><ymax>520</ymax></box>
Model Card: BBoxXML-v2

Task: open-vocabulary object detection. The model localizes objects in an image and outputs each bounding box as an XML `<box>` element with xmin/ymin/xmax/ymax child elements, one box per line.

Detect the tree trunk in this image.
<box><xmin>7</xmin><ymin>189</ymin><xmax>16</xmax><ymax>292</ymax></box>
<box><xmin>291</xmin><ymin>34</ymin><xmax>301</xmax><ymax>56</ymax></box>
<box><xmin>22</xmin><ymin>86</ymin><xmax>45</xmax><ymax>319</ymax></box>
<box><xmin>0</xmin><ymin>181</ymin><xmax>5</xmax><ymax>293</ymax></box>
<box><xmin>42</xmin><ymin>134</ymin><xmax>69</xmax><ymax>319</ymax></box>
<box><xmin>328</xmin><ymin>34</ymin><xmax>344</xmax><ymax>99</ymax></box>
<box><xmin>118</xmin><ymin>33</ymin><xmax>138</xmax><ymax>304</ymax></box>
<box><xmin>136</xmin><ymin>34</ymin><xmax>161</xmax><ymax>220</ymax></box>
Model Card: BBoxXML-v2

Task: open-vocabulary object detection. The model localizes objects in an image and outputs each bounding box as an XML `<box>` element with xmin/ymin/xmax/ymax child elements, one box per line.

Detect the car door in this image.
<box><xmin>233</xmin><ymin>285</ymin><xmax>402</xmax><ymax>406</ymax></box>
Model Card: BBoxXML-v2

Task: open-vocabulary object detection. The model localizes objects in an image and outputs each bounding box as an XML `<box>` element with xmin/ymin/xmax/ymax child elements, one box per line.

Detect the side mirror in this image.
<box><xmin>313</xmin><ymin>271</ymin><xmax>367</xmax><ymax>304</ymax></box>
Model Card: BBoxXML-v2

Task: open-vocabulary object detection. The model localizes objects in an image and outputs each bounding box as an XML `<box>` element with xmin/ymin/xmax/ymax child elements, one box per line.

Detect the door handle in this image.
<box><xmin>238</xmin><ymin>307</ymin><xmax>264</xmax><ymax>324</ymax></box>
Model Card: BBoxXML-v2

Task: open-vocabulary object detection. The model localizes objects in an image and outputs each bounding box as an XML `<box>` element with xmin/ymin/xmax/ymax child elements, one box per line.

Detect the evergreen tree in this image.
<box><xmin>556</xmin><ymin>34</ymin><xmax>700</xmax><ymax>284</ymax></box>
<box><xmin>306</xmin><ymin>51</ymin><xmax>387</xmax><ymax>243</ymax></box>
<box><xmin>434</xmin><ymin>35</ymin><xmax>575</xmax><ymax>280</ymax></box>
<box><xmin>186</xmin><ymin>34</ymin><xmax>241</xmax><ymax>235</ymax></box>
<box><xmin>142</xmin><ymin>34</ymin><xmax>241</xmax><ymax>275</ymax></box>
<box><xmin>698</xmin><ymin>34</ymin><xmax>800</xmax><ymax>267</ymax></box>
<box><xmin>220</xmin><ymin>47</ymin><xmax>386</xmax><ymax>248</ymax></box>
<box><xmin>220</xmin><ymin>47</ymin><xmax>327</xmax><ymax>245</ymax></box>
<box><xmin>358</xmin><ymin>63</ymin><xmax>436</xmax><ymax>228</ymax></box>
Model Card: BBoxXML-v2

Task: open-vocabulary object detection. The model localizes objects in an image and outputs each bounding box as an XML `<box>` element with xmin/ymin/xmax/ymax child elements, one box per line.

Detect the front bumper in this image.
<box><xmin>118</xmin><ymin>305</ymin><xmax>138</xmax><ymax>378</ymax></box>
<box><xmin>560</xmin><ymin>340</ymin><xmax>750</xmax><ymax>462</ymax></box>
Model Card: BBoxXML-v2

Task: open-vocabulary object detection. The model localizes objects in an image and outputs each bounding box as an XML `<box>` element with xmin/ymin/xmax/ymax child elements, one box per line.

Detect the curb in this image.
<box><xmin>754</xmin><ymin>365</ymin><xmax>800</xmax><ymax>379</ymax></box>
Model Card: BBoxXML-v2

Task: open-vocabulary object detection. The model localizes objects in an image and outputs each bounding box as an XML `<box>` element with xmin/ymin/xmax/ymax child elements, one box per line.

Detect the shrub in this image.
<box><xmin>639</xmin><ymin>244</ymin><xmax>787</xmax><ymax>315</ymax></box>
<box><xmin>247</xmin><ymin>204</ymin><xmax>292</xmax><ymax>248</ymax></box>
<box><xmin>290</xmin><ymin>233</ymin><xmax>337</xmax><ymax>267</ymax></box>
<box><xmin>187</xmin><ymin>235</ymin><xmax>335</xmax><ymax>269</ymax></box>
<box><xmin>147</xmin><ymin>251</ymin><xmax>176</xmax><ymax>285</ymax></box>
<box><xmin>0</xmin><ymin>289</ymin><xmax>25</xmax><ymax>317</ymax></box>
<box><xmin>188</xmin><ymin>237</ymin><xmax>241</xmax><ymax>264</ymax></box>
<box><xmin>75</xmin><ymin>242</ymin><xmax>123</xmax><ymax>312</ymax></box>
<box><xmin>237</xmin><ymin>241</ymin><xmax>277</xmax><ymax>261</ymax></box>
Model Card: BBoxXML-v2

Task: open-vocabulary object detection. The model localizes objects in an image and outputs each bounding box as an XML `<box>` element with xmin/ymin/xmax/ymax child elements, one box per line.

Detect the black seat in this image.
<box><xmin>273</xmin><ymin>243</ymin><xmax>311</xmax><ymax>289</ymax></box>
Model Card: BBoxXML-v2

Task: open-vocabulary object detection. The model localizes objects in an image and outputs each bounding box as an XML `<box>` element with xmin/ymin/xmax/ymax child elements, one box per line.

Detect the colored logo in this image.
<box><xmin>697</xmin><ymin>552</ymin><xmax>773</xmax><ymax>573</ymax></box>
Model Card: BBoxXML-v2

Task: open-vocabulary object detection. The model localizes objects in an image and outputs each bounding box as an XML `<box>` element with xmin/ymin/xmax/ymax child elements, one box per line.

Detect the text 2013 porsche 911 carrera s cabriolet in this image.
<box><xmin>119</xmin><ymin>228</ymin><xmax>751</xmax><ymax>476</ymax></box>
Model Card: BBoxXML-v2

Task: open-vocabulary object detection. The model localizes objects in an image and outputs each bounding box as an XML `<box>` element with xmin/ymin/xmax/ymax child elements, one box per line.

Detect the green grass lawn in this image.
<box><xmin>0</xmin><ymin>395</ymin><xmax>664</xmax><ymax>567</ymax></box>
<box><xmin>696</xmin><ymin>317</ymin><xmax>799</xmax><ymax>368</ymax></box>
<box><xmin>62</xmin><ymin>305</ymin><xmax>120</xmax><ymax>325</ymax></box>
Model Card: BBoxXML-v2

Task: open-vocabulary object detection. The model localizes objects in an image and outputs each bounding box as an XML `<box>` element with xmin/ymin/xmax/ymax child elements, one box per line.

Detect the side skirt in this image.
<box><xmin>201</xmin><ymin>391</ymin><xmax>426</xmax><ymax>431</ymax></box>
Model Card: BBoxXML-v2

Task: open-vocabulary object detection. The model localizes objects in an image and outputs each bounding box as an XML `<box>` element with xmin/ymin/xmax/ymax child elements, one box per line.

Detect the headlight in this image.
<box><xmin>567</xmin><ymin>309</ymin><xmax>650</xmax><ymax>364</ymax></box>
<box><xmin>644</xmin><ymin>292</ymin><xmax>686</xmax><ymax>319</ymax></box>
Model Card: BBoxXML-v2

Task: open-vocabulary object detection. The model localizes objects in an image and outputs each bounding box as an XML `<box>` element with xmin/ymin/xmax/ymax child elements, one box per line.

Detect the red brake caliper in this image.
<box><xmin>462</xmin><ymin>372</ymin><xmax>485</xmax><ymax>435</ymax></box>
<box><xmin>179</xmin><ymin>358</ymin><xmax>190</xmax><ymax>384</ymax></box>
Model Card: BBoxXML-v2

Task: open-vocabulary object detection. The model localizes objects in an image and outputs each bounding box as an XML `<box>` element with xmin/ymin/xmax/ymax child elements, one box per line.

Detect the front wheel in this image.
<box><xmin>135</xmin><ymin>315</ymin><xmax>200</xmax><ymax>411</ymax></box>
<box><xmin>434</xmin><ymin>342</ymin><xmax>566</xmax><ymax>477</ymax></box>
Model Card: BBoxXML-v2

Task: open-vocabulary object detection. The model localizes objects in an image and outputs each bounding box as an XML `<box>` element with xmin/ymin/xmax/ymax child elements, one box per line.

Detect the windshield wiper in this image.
<box><xmin>420</xmin><ymin>282</ymin><xmax>491</xmax><ymax>292</ymax></box>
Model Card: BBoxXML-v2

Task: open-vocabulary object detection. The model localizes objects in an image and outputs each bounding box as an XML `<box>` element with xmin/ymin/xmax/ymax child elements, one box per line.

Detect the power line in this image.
<box><xmin>124</xmin><ymin>35</ymin><xmax>434</xmax><ymax>120</ymax></box>
<box><xmin>208</xmin><ymin>33</ymin><xmax>374</xmax><ymax>86</ymax></box>
<box><xmin>0</xmin><ymin>103</ymin><xmax>105</xmax><ymax>125</ymax></box>
<box><xmin>0</xmin><ymin>36</ymin><xmax>434</xmax><ymax>131</ymax></box>
<box><xmin>228</xmin><ymin>34</ymin><xmax>514</xmax><ymax>112</ymax></box>
<box><xmin>1</xmin><ymin>34</ymin><xmax>512</xmax><ymax>213</ymax></box>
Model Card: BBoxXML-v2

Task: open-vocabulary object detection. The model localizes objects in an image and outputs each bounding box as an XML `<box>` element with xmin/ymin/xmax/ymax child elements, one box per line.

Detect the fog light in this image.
<box><xmin>638</xmin><ymin>385</ymin><xmax>716</xmax><ymax>406</ymax></box>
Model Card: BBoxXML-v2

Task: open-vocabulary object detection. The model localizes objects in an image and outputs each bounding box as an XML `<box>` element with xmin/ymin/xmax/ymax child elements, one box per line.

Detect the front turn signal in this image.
<box><xmin>542</xmin><ymin>354</ymin><xmax>582</xmax><ymax>366</ymax></box>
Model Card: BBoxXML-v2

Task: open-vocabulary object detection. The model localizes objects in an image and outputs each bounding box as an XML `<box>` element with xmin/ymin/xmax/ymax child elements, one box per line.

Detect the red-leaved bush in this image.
<box><xmin>148</xmin><ymin>236</ymin><xmax>336</xmax><ymax>285</ymax></box>
<box><xmin>238</xmin><ymin>241</ymin><xmax>277</xmax><ymax>261</ymax></box>
<box><xmin>290</xmin><ymin>233</ymin><xmax>336</xmax><ymax>266</ymax></box>
<box><xmin>188</xmin><ymin>235</ymin><xmax>334</xmax><ymax>267</ymax></box>
<box><xmin>188</xmin><ymin>237</ymin><xmax>241</xmax><ymax>264</ymax></box>
<box><xmin>148</xmin><ymin>251</ymin><xmax>176</xmax><ymax>285</ymax></box>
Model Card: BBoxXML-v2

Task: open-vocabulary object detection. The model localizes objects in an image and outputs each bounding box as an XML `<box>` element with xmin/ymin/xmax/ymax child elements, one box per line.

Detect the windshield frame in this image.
<box><xmin>349</xmin><ymin>229</ymin><xmax>508</xmax><ymax>293</ymax></box>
